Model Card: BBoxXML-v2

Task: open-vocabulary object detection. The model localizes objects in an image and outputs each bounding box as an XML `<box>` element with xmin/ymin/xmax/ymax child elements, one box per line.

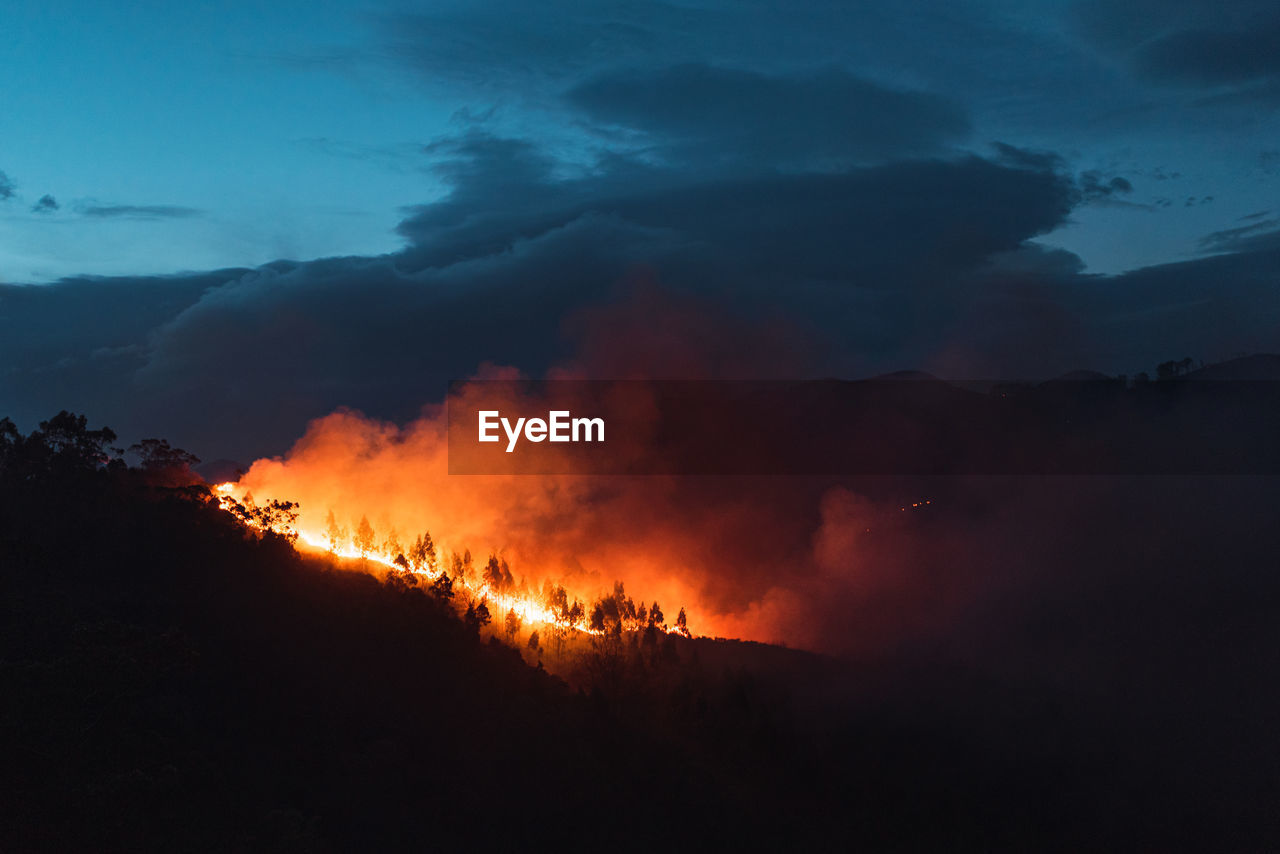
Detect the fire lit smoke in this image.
<box><xmin>216</xmin><ymin>398</ymin><xmax>720</xmax><ymax>639</ymax></box>
<box><xmin>212</xmin><ymin>283</ymin><xmax>974</xmax><ymax>652</ymax></box>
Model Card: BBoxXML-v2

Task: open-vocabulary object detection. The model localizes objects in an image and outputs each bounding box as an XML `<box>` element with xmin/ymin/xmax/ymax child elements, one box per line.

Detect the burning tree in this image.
<box><xmin>382</xmin><ymin>527</ymin><xmax>403</xmax><ymax>564</ymax></box>
<box><xmin>324</xmin><ymin>510</ymin><xmax>347</xmax><ymax>554</ymax></box>
<box><xmin>485</xmin><ymin>554</ymin><xmax>515</xmax><ymax>592</ymax></box>
<box><xmin>353</xmin><ymin>515</ymin><xmax>376</xmax><ymax>559</ymax></box>
<box><xmin>410</xmin><ymin>531</ymin><xmax>437</xmax><ymax>573</ymax></box>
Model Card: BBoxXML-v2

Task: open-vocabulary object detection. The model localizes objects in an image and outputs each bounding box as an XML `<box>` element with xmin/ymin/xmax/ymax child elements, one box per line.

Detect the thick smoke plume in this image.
<box><xmin>228</xmin><ymin>282</ymin><xmax>1268</xmax><ymax>655</ymax></box>
<box><xmin>223</xmin><ymin>284</ymin><xmax>951</xmax><ymax>650</ymax></box>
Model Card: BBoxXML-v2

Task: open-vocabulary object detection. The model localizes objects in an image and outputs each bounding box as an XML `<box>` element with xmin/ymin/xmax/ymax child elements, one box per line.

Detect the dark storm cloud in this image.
<box><xmin>565</xmin><ymin>64</ymin><xmax>970</xmax><ymax>167</ymax></box>
<box><xmin>1075</xmin><ymin>0</ymin><xmax>1280</xmax><ymax>100</ymax></box>
<box><xmin>1084</xmin><ymin>247</ymin><xmax>1280</xmax><ymax>365</ymax></box>
<box><xmin>80</xmin><ymin>204</ymin><xmax>203</xmax><ymax>219</ymax></box>
<box><xmin>126</xmin><ymin>215</ymin><xmax>685</xmax><ymax>458</ymax></box>
<box><xmin>1</xmin><ymin>126</ymin><xmax>1082</xmax><ymax>459</ymax></box>
<box><xmin>0</xmin><ymin>269</ymin><xmax>247</xmax><ymax>440</ymax></box>
<box><xmin>31</xmin><ymin>194</ymin><xmax>59</xmax><ymax>213</ymax></box>
<box><xmin>399</xmin><ymin>131</ymin><xmax>1074</xmax><ymax>284</ymax></box>
<box><xmin>0</xmin><ymin>171</ymin><xmax>14</xmax><ymax>201</ymax></box>
<box><xmin>4</xmin><ymin>57</ymin><xmax>1279</xmax><ymax>462</ymax></box>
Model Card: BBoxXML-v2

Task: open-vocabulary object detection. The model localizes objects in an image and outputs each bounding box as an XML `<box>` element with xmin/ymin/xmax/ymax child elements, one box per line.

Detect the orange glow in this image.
<box><xmin>207</xmin><ymin>401</ymin><xmax>706</xmax><ymax>642</ymax></box>
<box><xmin>215</xmin><ymin>478</ymin><xmax>606</xmax><ymax>635</ymax></box>
<box><xmin>210</xmin><ymin>399</ymin><xmax>945</xmax><ymax>655</ymax></box>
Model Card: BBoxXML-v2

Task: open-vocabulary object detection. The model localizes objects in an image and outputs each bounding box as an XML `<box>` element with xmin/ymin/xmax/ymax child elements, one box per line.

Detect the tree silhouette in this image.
<box><xmin>0</xmin><ymin>417</ymin><xmax>20</xmax><ymax>472</ymax></box>
<box><xmin>128</xmin><ymin>438</ymin><xmax>199</xmax><ymax>473</ymax></box>
<box><xmin>354</xmin><ymin>515</ymin><xmax>376</xmax><ymax>559</ymax></box>
<box><xmin>431</xmin><ymin>571</ymin><xmax>455</xmax><ymax>601</ymax></box>
<box><xmin>505</xmin><ymin>607</ymin><xmax>522</xmax><ymax>643</ymax></box>
<box><xmin>485</xmin><ymin>554</ymin><xmax>513</xmax><ymax>592</ymax></box>
<box><xmin>410</xmin><ymin>531</ymin><xmax>437</xmax><ymax>573</ymax></box>
<box><xmin>31</xmin><ymin>411</ymin><xmax>118</xmax><ymax>473</ymax></box>
<box><xmin>676</xmin><ymin>607</ymin><xmax>690</xmax><ymax>638</ymax></box>
<box><xmin>243</xmin><ymin>498</ymin><xmax>299</xmax><ymax>541</ymax></box>
<box><xmin>383</xmin><ymin>527</ymin><xmax>403</xmax><ymax>563</ymax></box>
<box><xmin>324</xmin><ymin>510</ymin><xmax>347</xmax><ymax>554</ymax></box>
<box><xmin>1157</xmin><ymin>357</ymin><xmax>1195</xmax><ymax>381</ymax></box>
<box><xmin>464</xmin><ymin>598</ymin><xmax>490</xmax><ymax>635</ymax></box>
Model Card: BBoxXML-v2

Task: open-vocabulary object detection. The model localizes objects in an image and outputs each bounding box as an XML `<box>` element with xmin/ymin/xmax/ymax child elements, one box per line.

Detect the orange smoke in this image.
<box><xmin>223</xmin><ymin>394</ymin><xmax>728</xmax><ymax>638</ymax></box>
<box><xmin>214</xmin><ymin>283</ymin><xmax>951</xmax><ymax>651</ymax></box>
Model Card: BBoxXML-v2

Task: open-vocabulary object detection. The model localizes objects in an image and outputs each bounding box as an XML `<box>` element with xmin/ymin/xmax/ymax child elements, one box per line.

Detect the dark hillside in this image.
<box><xmin>0</xmin><ymin>415</ymin><xmax>814</xmax><ymax>851</ymax></box>
<box><xmin>4</xmin><ymin>414</ymin><xmax>1279</xmax><ymax>851</ymax></box>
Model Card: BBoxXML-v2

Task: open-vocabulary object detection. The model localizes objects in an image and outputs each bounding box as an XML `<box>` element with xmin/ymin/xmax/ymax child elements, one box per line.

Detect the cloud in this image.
<box><xmin>79</xmin><ymin>204</ymin><xmax>203</xmax><ymax>220</ymax></box>
<box><xmin>31</xmin><ymin>195</ymin><xmax>59</xmax><ymax>214</ymax></box>
<box><xmin>399</xmin><ymin>130</ymin><xmax>1073</xmax><ymax>284</ymax></box>
<box><xmin>0</xmin><ymin>129</ymin><xmax>1082</xmax><ymax>459</ymax></box>
<box><xmin>565</xmin><ymin>64</ymin><xmax>970</xmax><ymax>168</ymax></box>
<box><xmin>1198</xmin><ymin>219</ymin><xmax>1280</xmax><ymax>254</ymax></box>
<box><xmin>1075</xmin><ymin>0</ymin><xmax>1280</xmax><ymax>100</ymax></box>
<box><xmin>378</xmin><ymin>1</ymin><xmax>751</xmax><ymax>91</ymax></box>
<box><xmin>0</xmin><ymin>269</ymin><xmax>244</xmax><ymax>441</ymax></box>
<box><xmin>990</xmin><ymin>142</ymin><xmax>1067</xmax><ymax>173</ymax></box>
<box><xmin>1077</xmin><ymin>170</ymin><xmax>1145</xmax><ymax>208</ymax></box>
<box><xmin>1136</xmin><ymin>19</ymin><xmax>1280</xmax><ymax>88</ymax></box>
<box><xmin>2</xmin><ymin>110</ymin><xmax>1277</xmax><ymax>462</ymax></box>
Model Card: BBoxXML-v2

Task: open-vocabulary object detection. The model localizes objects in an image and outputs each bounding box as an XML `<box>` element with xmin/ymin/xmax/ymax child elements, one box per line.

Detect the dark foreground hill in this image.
<box><xmin>3</xmin><ymin>413</ymin><xmax>1280</xmax><ymax>851</ymax></box>
<box><xmin>1</xmin><ymin>425</ymin><xmax>814</xmax><ymax>851</ymax></box>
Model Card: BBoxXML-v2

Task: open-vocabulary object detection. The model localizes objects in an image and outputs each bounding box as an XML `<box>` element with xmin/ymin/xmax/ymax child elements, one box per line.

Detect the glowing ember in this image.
<box><xmin>212</xmin><ymin>481</ymin><xmax>688</xmax><ymax>642</ymax></box>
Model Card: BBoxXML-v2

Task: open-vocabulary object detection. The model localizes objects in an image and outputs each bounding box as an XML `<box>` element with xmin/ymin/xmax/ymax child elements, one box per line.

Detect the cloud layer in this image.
<box><xmin>4</xmin><ymin>114</ymin><xmax>1279</xmax><ymax>462</ymax></box>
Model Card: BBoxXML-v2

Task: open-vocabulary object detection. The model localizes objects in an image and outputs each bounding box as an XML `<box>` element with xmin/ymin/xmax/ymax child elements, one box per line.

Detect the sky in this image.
<box><xmin>3</xmin><ymin>0</ymin><xmax>1280</xmax><ymax>459</ymax></box>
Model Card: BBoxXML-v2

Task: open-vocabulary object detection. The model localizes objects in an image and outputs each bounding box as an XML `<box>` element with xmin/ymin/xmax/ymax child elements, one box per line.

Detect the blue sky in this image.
<box><xmin>3</xmin><ymin>0</ymin><xmax>1280</xmax><ymax>458</ymax></box>
<box><xmin>1</xmin><ymin>0</ymin><xmax>451</xmax><ymax>280</ymax></box>
<box><xmin>2</xmin><ymin>0</ymin><xmax>1276</xmax><ymax>282</ymax></box>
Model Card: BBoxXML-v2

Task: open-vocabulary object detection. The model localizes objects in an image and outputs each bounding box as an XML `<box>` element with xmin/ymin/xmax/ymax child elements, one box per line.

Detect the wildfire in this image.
<box><xmin>212</xmin><ymin>480</ymin><xmax>684</xmax><ymax>642</ymax></box>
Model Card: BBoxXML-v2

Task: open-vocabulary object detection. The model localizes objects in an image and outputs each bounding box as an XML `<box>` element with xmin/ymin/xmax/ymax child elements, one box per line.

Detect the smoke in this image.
<box><xmin>221</xmin><ymin>283</ymin><xmax>949</xmax><ymax>649</ymax></box>
<box><xmin>227</xmin><ymin>280</ymin><xmax>1273</xmax><ymax>656</ymax></box>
